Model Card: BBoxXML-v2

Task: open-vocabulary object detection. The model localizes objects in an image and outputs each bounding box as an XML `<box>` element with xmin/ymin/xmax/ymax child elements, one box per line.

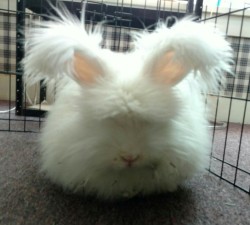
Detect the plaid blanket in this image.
<box><xmin>0</xmin><ymin>11</ymin><xmax>16</xmax><ymax>72</ymax></box>
<box><xmin>0</xmin><ymin>11</ymin><xmax>249</xmax><ymax>99</ymax></box>
<box><xmin>225</xmin><ymin>37</ymin><xmax>250</xmax><ymax>100</ymax></box>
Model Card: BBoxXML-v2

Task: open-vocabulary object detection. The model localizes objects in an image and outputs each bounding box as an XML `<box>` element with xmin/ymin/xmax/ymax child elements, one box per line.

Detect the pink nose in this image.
<box><xmin>120</xmin><ymin>154</ymin><xmax>139</xmax><ymax>166</ymax></box>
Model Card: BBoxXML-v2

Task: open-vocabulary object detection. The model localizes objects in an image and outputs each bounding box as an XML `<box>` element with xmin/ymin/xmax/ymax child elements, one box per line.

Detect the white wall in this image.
<box><xmin>0</xmin><ymin>0</ymin><xmax>16</xmax><ymax>11</ymax></box>
<box><xmin>0</xmin><ymin>74</ymin><xmax>16</xmax><ymax>101</ymax></box>
<box><xmin>202</xmin><ymin>11</ymin><xmax>250</xmax><ymax>38</ymax></box>
<box><xmin>208</xmin><ymin>96</ymin><xmax>250</xmax><ymax>124</ymax></box>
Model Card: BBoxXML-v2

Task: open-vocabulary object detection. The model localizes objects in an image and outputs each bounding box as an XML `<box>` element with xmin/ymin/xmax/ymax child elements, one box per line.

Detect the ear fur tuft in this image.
<box><xmin>133</xmin><ymin>18</ymin><xmax>233</xmax><ymax>92</ymax></box>
<box><xmin>23</xmin><ymin>5</ymin><xmax>103</xmax><ymax>86</ymax></box>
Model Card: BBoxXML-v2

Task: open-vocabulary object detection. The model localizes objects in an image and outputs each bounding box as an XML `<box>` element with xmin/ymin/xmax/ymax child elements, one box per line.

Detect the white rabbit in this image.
<box><xmin>23</xmin><ymin>7</ymin><xmax>233</xmax><ymax>199</ymax></box>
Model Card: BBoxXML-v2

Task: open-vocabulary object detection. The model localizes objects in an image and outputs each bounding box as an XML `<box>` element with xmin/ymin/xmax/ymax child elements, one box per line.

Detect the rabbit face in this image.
<box><xmin>77</xmin><ymin>51</ymin><xmax>181</xmax><ymax>122</ymax></box>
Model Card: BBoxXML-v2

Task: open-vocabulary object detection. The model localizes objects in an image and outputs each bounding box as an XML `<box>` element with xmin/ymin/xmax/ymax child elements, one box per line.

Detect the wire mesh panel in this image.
<box><xmin>198</xmin><ymin>3</ymin><xmax>250</xmax><ymax>193</ymax></box>
<box><xmin>0</xmin><ymin>0</ymin><xmax>45</xmax><ymax>132</ymax></box>
<box><xmin>0</xmin><ymin>0</ymin><xmax>249</xmax><ymax>193</ymax></box>
<box><xmin>0</xmin><ymin>0</ymin><xmax>191</xmax><ymax>132</ymax></box>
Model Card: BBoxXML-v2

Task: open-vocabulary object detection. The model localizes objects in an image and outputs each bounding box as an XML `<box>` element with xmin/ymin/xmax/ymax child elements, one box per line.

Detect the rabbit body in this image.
<box><xmin>23</xmin><ymin>10</ymin><xmax>232</xmax><ymax>199</ymax></box>
<box><xmin>40</xmin><ymin>55</ymin><xmax>209</xmax><ymax>199</ymax></box>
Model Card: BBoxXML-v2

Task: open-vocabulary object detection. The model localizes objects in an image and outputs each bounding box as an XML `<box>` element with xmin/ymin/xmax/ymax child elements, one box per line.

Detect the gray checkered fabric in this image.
<box><xmin>0</xmin><ymin>12</ymin><xmax>16</xmax><ymax>73</ymax></box>
<box><xmin>225</xmin><ymin>37</ymin><xmax>250</xmax><ymax>100</ymax></box>
<box><xmin>85</xmin><ymin>24</ymin><xmax>134</xmax><ymax>52</ymax></box>
<box><xmin>0</xmin><ymin>10</ymin><xmax>42</xmax><ymax>74</ymax></box>
<box><xmin>102</xmin><ymin>25</ymin><xmax>134</xmax><ymax>52</ymax></box>
<box><xmin>0</xmin><ymin>11</ymin><xmax>249</xmax><ymax>99</ymax></box>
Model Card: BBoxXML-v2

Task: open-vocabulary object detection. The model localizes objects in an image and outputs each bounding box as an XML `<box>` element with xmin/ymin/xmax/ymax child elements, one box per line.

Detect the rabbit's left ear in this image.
<box><xmin>135</xmin><ymin>19</ymin><xmax>233</xmax><ymax>90</ymax></box>
<box><xmin>151</xmin><ymin>51</ymin><xmax>189</xmax><ymax>85</ymax></box>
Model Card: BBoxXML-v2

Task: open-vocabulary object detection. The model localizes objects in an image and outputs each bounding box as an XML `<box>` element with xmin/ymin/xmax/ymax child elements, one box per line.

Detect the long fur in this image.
<box><xmin>23</xmin><ymin>6</ymin><xmax>233</xmax><ymax>200</ymax></box>
<box><xmin>133</xmin><ymin>18</ymin><xmax>233</xmax><ymax>92</ymax></box>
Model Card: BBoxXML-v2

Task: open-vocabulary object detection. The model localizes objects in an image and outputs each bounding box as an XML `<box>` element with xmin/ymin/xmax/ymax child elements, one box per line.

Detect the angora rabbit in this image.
<box><xmin>23</xmin><ymin>7</ymin><xmax>233</xmax><ymax>199</ymax></box>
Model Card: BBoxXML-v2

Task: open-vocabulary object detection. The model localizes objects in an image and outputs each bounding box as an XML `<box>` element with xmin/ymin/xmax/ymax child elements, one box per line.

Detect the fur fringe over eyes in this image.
<box><xmin>23</xmin><ymin>6</ymin><xmax>233</xmax><ymax>93</ymax></box>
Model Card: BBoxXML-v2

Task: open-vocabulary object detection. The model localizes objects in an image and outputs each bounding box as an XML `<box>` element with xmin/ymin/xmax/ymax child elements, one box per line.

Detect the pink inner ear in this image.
<box><xmin>154</xmin><ymin>51</ymin><xmax>188</xmax><ymax>85</ymax></box>
<box><xmin>73</xmin><ymin>53</ymin><xmax>102</xmax><ymax>84</ymax></box>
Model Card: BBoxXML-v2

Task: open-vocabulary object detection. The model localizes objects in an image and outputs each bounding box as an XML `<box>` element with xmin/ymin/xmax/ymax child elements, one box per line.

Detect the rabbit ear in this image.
<box><xmin>23</xmin><ymin>6</ymin><xmax>104</xmax><ymax>86</ymax></box>
<box><xmin>134</xmin><ymin>19</ymin><xmax>233</xmax><ymax>91</ymax></box>
<box><xmin>73</xmin><ymin>53</ymin><xmax>103</xmax><ymax>84</ymax></box>
<box><xmin>152</xmin><ymin>51</ymin><xmax>189</xmax><ymax>85</ymax></box>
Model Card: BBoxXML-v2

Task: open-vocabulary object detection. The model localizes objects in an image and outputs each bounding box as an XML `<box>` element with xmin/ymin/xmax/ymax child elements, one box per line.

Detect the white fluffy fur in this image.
<box><xmin>23</xmin><ymin>8</ymin><xmax>233</xmax><ymax>200</ymax></box>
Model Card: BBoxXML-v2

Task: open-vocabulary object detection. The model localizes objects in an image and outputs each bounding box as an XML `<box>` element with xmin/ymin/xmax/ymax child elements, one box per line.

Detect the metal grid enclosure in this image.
<box><xmin>0</xmin><ymin>0</ymin><xmax>249</xmax><ymax>194</ymax></box>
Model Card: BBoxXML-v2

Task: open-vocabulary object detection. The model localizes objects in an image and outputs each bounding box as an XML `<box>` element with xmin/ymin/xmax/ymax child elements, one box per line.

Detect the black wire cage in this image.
<box><xmin>0</xmin><ymin>0</ymin><xmax>249</xmax><ymax>194</ymax></box>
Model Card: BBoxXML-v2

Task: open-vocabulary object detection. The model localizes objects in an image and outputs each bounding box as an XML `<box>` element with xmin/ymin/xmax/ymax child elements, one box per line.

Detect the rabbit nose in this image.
<box><xmin>120</xmin><ymin>154</ymin><xmax>140</xmax><ymax>166</ymax></box>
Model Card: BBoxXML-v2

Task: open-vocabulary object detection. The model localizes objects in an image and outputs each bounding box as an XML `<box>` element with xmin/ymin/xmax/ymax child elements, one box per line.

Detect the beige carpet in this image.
<box><xmin>0</xmin><ymin>131</ymin><xmax>250</xmax><ymax>225</ymax></box>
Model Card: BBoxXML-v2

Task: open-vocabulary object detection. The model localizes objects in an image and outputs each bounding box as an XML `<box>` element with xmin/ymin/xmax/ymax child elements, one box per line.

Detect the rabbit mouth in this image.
<box><xmin>113</xmin><ymin>159</ymin><xmax>151</xmax><ymax>170</ymax></box>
